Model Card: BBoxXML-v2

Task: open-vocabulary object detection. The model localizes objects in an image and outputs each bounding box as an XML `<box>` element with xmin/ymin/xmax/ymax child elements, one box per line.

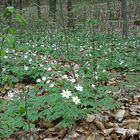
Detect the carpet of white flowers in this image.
<box><xmin>0</xmin><ymin>31</ymin><xmax>140</xmax><ymax>139</ymax></box>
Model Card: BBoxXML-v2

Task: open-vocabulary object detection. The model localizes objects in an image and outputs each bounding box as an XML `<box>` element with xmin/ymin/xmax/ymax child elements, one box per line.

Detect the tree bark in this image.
<box><xmin>19</xmin><ymin>0</ymin><xmax>23</xmax><ymax>14</ymax></box>
<box><xmin>107</xmin><ymin>0</ymin><xmax>111</xmax><ymax>20</ymax></box>
<box><xmin>49</xmin><ymin>0</ymin><xmax>57</xmax><ymax>21</ymax></box>
<box><xmin>106</xmin><ymin>0</ymin><xmax>112</xmax><ymax>32</ymax></box>
<box><xmin>5</xmin><ymin>0</ymin><xmax>13</xmax><ymax>26</ymax></box>
<box><xmin>37</xmin><ymin>0</ymin><xmax>41</xmax><ymax>19</ymax></box>
<box><xmin>120</xmin><ymin>0</ymin><xmax>129</xmax><ymax>36</ymax></box>
<box><xmin>67</xmin><ymin>0</ymin><xmax>74</xmax><ymax>28</ymax></box>
<box><xmin>5</xmin><ymin>0</ymin><xmax>12</xmax><ymax>7</ymax></box>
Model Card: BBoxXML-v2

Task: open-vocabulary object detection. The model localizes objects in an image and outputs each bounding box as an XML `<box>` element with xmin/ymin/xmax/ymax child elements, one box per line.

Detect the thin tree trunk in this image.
<box><xmin>19</xmin><ymin>0</ymin><xmax>23</xmax><ymax>35</ymax></box>
<box><xmin>5</xmin><ymin>0</ymin><xmax>13</xmax><ymax>26</ymax></box>
<box><xmin>67</xmin><ymin>0</ymin><xmax>74</xmax><ymax>28</ymax></box>
<box><xmin>37</xmin><ymin>0</ymin><xmax>41</xmax><ymax>19</ymax></box>
<box><xmin>107</xmin><ymin>0</ymin><xmax>112</xmax><ymax>32</ymax></box>
<box><xmin>49</xmin><ymin>0</ymin><xmax>57</xmax><ymax>21</ymax></box>
<box><xmin>19</xmin><ymin>0</ymin><xmax>23</xmax><ymax>15</ymax></box>
<box><xmin>107</xmin><ymin>0</ymin><xmax>112</xmax><ymax>20</ymax></box>
<box><xmin>120</xmin><ymin>0</ymin><xmax>129</xmax><ymax>36</ymax></box>
<box><xmin>5</xmin><ymin>0</ymin><xmax>12</xmax><ymax>7</ymax></box>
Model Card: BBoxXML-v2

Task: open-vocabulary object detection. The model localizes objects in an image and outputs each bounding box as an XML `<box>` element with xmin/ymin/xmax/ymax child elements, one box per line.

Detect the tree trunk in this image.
<box><xmin>120</xmin><ymin>0</ymin><xmax>129</xmax><ymax>36</ymax></box>
<box><xmin>107</xmin><ymin>0</ymin><xmax>111</xmax><ymax>20</ymax></box>
<box><xmin>19</xmin><ymin>0</ymin><xmax>23</xmax><ymax>14</ymax></box>
<box><xmin>49</xmin><ymin>0</ymin><xmax>57</xmax><ymax>21</ymax></box>
<box><xmin>106</xmin><ymin>0</ymin><xmax>112</xmax><ymax>32</ymax></box>
<box><xmin>67</xmin><ymin>0</ymin><xmax>74</xmax><ymax>28</ymax></box>
<box><xmin>37</xmin><ymin>0</ymin><xmax>41</xmax><ymax>19</ymax></box>
<box><xmin>5</xmin><ymin>0</ymin><xmax>12</xmax><ymax>7</ymax></box>
<box><xmin>5</xmin><ymin>0</ymin><xmax>13</xmax><ymax>26</ymax></box>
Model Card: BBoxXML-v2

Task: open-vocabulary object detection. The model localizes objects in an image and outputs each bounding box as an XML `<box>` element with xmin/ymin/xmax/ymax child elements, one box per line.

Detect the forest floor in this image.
<box><xmin>1</xmin><ymin>55</ymin><xmax>140</xmax><ymax>140</ymax></box>
<box><xmin>1</xmin><ymin>73</ymin><xmax>140</xmax><ymax>140</ymax></box>
<box><xmin>0</xmin><ymin>28</ymin><xmax>140</xmax><ymax>140</ymax></box>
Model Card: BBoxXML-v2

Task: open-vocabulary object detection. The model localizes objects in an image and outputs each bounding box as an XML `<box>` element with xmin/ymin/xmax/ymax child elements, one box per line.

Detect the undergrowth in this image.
<box><xmin>0</xmin><ymin>7</ymin><xmax>140</xmax><ymax>139</ymax></box>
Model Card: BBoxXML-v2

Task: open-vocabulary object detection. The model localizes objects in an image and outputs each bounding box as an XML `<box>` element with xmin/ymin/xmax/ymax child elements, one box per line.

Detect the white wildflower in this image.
<box><xmin>4</xmin><ymin>56</ymin><xmax>8</xmax><ymax>59</ymax></box>
<box><xmin>24</xmin><ymin>66</ymin><xmax>28</xmax><ymax>71</ymax></box>
<box><xmin>42</xmin><ymin>77</ymin><xmax>47</xmax><ymax>81</ymax></box>
<box><xmin>102</xmin><ymin>69</ymin><xmax>106</xmax><ymax>72</ymax></box>
<box><xmin>24</xmin><ymin>55</ymin><xmax>28</xmax><ymax>59</ymax></box>
<box><xmin>120</xmin><ymin>60</ymin><xmax>124</xmax><ymax>65</ymax></box>
<box><xmin>69</xmin><ymin>78</ymin><xmax>76</xmax><ymax>83</ymax></box>
<box><xmin>89</xmin><ymin>54</ymin><xmax>92</xmax><ymax>57</ymax></box>
<box><xmin>8</xmin><ymin>91</ymin><xmax>15</xmax><ymax>98</ymax></box>
<box><xmin>97</xmin><ymin>65</ymin><xmax>100</xmax><ymax>69</ymax></box>
<box><xmin>49</xmin><ymin>83</ymin><xmax>54</xmax><ymax>88</ymax></box>
<box><xmin>36</xmin><ymin>78</ymin><xmax>41</xmax><ymax>83</ymax></box>
<box><xmin>92</xmin><ymin>84</ymin><xmax>96</xmax><ymax>89</ymax></box>
<box><xmin>5</xmin><ymin>49</ymin><xmax>9</xmax><ymax>53</ymax></box>
<box><xmin>47</xmin><ymin>67</ymin><xmax>52</xmax><ymax>71</ymax></box>
<box><xmin>29</xmin><ymin>58</ymin><xmax>32</xmax><ymax>62</ymax></box>
<box><xmin>73</xmin><ymin>64</ymin><xmax>79</xmax><ymax>71</ymax></box>
<box><xmin>46</xmin><ymin>80</ymin><xmax>50</xmax><ymax>84</ymax></box>
<box><xmin>95</xmin><ymin>76</ymin><xmax>98</xmax><ymax>80</ymax></box>
<box><xmin>61</xmin><ymin>89</ymin><xmax>72</xmax><ymax>99</ymax></box>
<box><xmin>75</xmin><ymin>84</ymin><xmax>83</xmax><ymax>92</ymax></box>
<box><xmin>43</xmin><ymin>56</ymin><xmax>46</xmax><ymax>60</ymax></box>
<box><xmin>32</xmin><ymin>53</ymin><xmax>36</xmax><ymax>56</ymax></box>
<box><xmin>62</xmin><ymin>74</ymin><xmax>68</xmax><ymax>79</ymax></box>
<box><xmin>75</xmin><ymin>73</ymin><xmax>79</xmax><ymax>78</ymax></box>
<box><xmin>108</xmin><ymin>48</ymin><xmax>111</xmax><ymax>52</ymax></box>
<box><xmin>12</xmin><ymin>49</ymin><xmax>15</xmax><ymax>53</ymax></box>
<box><xmin>2</xmin><ymin>68</ymin><xmax>6</xmax><ymax>72</ymax></box>
<box><xmin>72</xmin><ymin>96</ymin><xmax>80</xmax><ymax>104</ymax></box>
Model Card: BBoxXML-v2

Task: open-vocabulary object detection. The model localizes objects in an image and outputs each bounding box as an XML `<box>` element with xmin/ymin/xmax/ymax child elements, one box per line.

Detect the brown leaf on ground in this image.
<box><xmin>58</xmin><ymin>128</ymin><xmax>68</xmax><ymax>139</ymax></box>
<box><xmin>86</xmin><ymin>114</ymin><xmax>96</xmax><ymax>122</ymax></box>
<box><xmin>39</xmin><ymin>119</ymin><xmax>54</xmax><ymax>128</ymax></box>
<box><xmin>115</xmin><ymin>109</ymin><xmax>126</xmax><ymax>121</ymax></box>
<box><xmin>111</xmin><ymin>133</ymin><xmax>118</xmax><ymax>140</ymax></box>
<box><xmin>93</xmin><ymin>120</ymin><xmax>105</xmax><ymax>130</ymax></box>
<box><xmin>87</xmin><ymin>132</ymin><xmax>105</xmax><ymax>140</ymax></box>
<box><xmin>76</xmin><ymin>126</ymin><xmax>90</xmax><ymax>135</ymax></box>
<box><xmin>103</xmin><ymin>128</ymin><xmax>115</xmax><ymax>136</ymax></box>
<box><xmin>43</xmin><ymin>138</ymin><xmax>58</xmax><ymax>140</ymax></box>
<box><xmin>116</xmin><ymin>128</ymin><xmax>127</xmax><ymax>135</ymax></box>
<box><xmin>134</xmin><ymin>94</ymin><xmax>140</xmax><ymax>102</ymax></box>
<box><xmin>87</xmin><ymin>133</ymin><xmax>96</xmax><ymax>140</ymax></box>
<box><xmin>120</xmin><ymin>119</ymin><xmax>140</xmax><ymax>129</ymax></box>
<box><xmin>129</xmin><ymin>105</ymin><xmax>140</xmax><ymax>113</ymax></box>
<box><xmin>127</xmin><ymin>128</ymin><xmax>139</xmax><ymax>135</ymax></box>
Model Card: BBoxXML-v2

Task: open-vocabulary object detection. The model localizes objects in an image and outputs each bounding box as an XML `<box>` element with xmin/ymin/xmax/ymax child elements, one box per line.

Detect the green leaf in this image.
<box><xmin>3</xmin><ymin>6</ymin><xmax>15</xmax><ymax>19</ymax></box>
<box><xmin>0</xmin><ymin>50</ymin><xmax>6</xmax><ymax>56</ymax></box>
<box><xmin>19</xmin><ymin>106</ymin><xmax>26</xmax><ymax>114</ymax></box>
<box><xmin>8</xmin><ymin>28</ymin><xmax>17</xmax><ymax>34</ymax></box>
<box><xmin>5</xmin><ymin>34</ymin><xmax>16</xmax><ymax>48</ymax></box>
<box><xmin>15</xmin><ymin>14</ymin><xmax>27</xmax><ymax>26</ymax></box>
<box><xmin>7</xmin><ymin>77</ymin><xmax>13</xmax><ymax>88</ymax></box>
<box><xmin>87</xmin><ymin>19</ymin><xmax>102</xmax><ymax>26</ymax></box>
